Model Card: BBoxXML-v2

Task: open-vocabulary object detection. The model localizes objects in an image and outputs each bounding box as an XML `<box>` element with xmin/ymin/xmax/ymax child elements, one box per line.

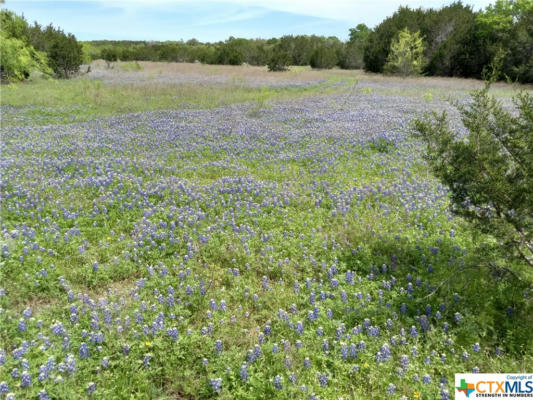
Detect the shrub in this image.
<box><xmin>384</xmin><ymin>28</ymin><xmax>425</xmax><ymax>76</ymax></box>
<box><xmin>414</xmin><ymin>86</ymin><xmax>533</xmax><ymax>272</ymax></box>
<box><xmin>101</xmin><ymin>47</ymin><xmax>119</xmax><ymax>68</ymax></box>
<box><xmin>48</xmin><ymin>33</ymin><xmax>83</xmax><ymax>78</ymax></box>
<box><xmin>267</xmin><ymin>47</ymin><xmax>291</xmax><ymax>71</ymax></box>
<box><xmin>0</xmin><ymin>10</ymin><xmax>83</xmax><ymax>80</ymax></box>
<box><xmin>215</xmin><ymin>44</ymin><xmax>243</xmax><ymax>65</ymax></box>
<box><xmin>309</xmin><ymin>46</ymin><xmax>337</xmax><ymax>69</ymax></box>
<box><xmin>0</xmin><ymin>34</ymin><xmax>51</xmax><ymax>81</ymax></box>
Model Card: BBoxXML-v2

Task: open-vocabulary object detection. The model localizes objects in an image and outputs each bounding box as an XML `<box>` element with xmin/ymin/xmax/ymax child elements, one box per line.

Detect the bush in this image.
<box><xmin>101</xmin><ymin>47</ymin><xmax>119</xmax><ymax>68</ymax></box>
<box><xmin>414</xmin><ymin>86</ymin><xmax>533</xmax><ymax>272</ymax></box>
<box><xmin>267</xmin><ymin>47</ymin><xmax>291</xmax><ymax>71</ymax></box>
<box><xmin>48</xmin><ymin>33</ymin><xmax>83</xmax><ymax>78</ymax></box>
<box><xmin>0</xmin><ymin>10</ymin><xmax>83</xmax><ymax>80</ymax></box>
<box><xmin>215</xmin><ymin>44</ymin><xmax>243</xmax><ymax>65</ymax></box>
<box><xmin>309</xmin><ymin>46</ymin><xmax>337</xmax><ymax>69</ymax></box>
<box><xmin>384</xmin><ymin>28</ymin><xmax>425</xmax><ymax>76</ymax></box>
<box><xmin>0</xmin><ymin>11</ymin><xmax>52</xmax><ymax>82</ymax></box>
<box><xmin>0</xmin><ymin>34</ymin><xmax>51</xmax><ymax>82</ymax></box>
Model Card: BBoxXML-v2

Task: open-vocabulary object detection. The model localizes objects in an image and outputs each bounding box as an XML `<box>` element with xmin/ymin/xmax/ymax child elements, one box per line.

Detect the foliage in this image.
<box><xmin>101</xmin><ymin>47</ymin><xmax>119</xmax><ymax>68</ymax></box>
<box><xmin>363</xmin><ymin>6</ymin><xmax>426</xmax><ymax>73</ymax></box>
<box><xmin>0</xmin><ymin>10</ymin><xmax>51</xmax><ymax>81</ymax></box>
<box><xmin>47</xmin><ymin>32</ymin><xmax>83</xmax><ymax>78</ymax></box>
<box><xmin>0</xmin><ymin>9</ymin><xmax>83</xmax><ymax>80</ymax></box>
<box><xmin>214</xmin><ymin>40</ymin><xmax>244</xmax><ymax>65</ymax></box>
<box><xmin>0</xmin><ymin>33</ymin><xmax>50</xmax><ymax>81</ymax></box>
<box><xmin>384</xmin><ymin>28</ymin><xmax>425</xmax><ymax>76</ymax></box>
<box><xmin>363</xmin><ymin>1</ymin><xmax>532</xmax><ymax>82</ymax></box>
<box><xmin>309</xmin><ymin>45</ymin><xmax>337</xmax><ymax>69</ymax></box>
<box><xmin>340</xmin><ymin>24</ymin><xmax>371</xmax><ymax>69</ymax></box>
<box><xmin>414</xmin><ymin>86</ymin><xmax>533</xmax><ymax>271</ymax></box>
<box><xmin>267</xmin><ymin>46</ymin><xmax>291</xmax><ymax>71</ymax></box>
<box><xmin>476</xmin><ymin>0</ymin><xmax>533</xmax><ymax>83</ymax></box>
<box><xmin>84</xmin><ymin>35</ymin><xmax>346</xmax><ymax>70</ymax></box>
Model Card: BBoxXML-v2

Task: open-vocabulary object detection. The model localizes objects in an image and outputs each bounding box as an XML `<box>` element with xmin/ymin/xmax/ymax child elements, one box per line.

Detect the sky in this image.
<box><xmin>3</xmin><ymin>0</ymin><xmax>496</xmax><ymax>42</ymax></box>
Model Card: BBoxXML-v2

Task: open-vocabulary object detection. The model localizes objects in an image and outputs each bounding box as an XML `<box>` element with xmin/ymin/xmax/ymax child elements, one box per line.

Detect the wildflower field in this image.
<box><xmin>1</xmin><ymin>63</ymin><xmax>532</xmax><ymax>399</ymax></box>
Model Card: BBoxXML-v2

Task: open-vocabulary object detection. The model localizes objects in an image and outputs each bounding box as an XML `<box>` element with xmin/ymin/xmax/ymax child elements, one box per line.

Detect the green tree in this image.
<box><xmin>363</xmin><ymin>6</ymin><xmax>426</xmax><ymax>73</ymax></box>
<box><xmin>384</xmin><ymin>28</ymin><xmax>425</xmax><ymax>75</ymax></box>
<box><xmin>341</xmin><ymin>24</ymin><xmax>371</xmax><ymax>69</ymax></box>
<box><xmin>414</xmin><ymin>87</ymin><xmax>533</xmax><ymax>271</ymax></box>
<box><xmin>309</xmin><ymin>45</ymin><xmax>337</xmax><ymax>69</ymax></box>
<box><xmin>267</xmin><ymin>46</ymin><xmax>290</xmax><ymax>71</ymax></box>
<box><xmin>101</xmin><ymin>47</ymin><xmax>119</xmax><ymax>68</ymax></box>
<box><xmin>0</xmin><ymin>34</ymin><xmax>50</xmax><ymax>81</ymax></box>
<box><xmin>476</xmin><ymin>0</ymin><xmax>533</xmax><ymax>83</ymax></box>
<box><xmin>0</xmin><ymin>10</ymin><xmax>51</xmax><ymax>81</ymax></box>
<box><xmin>47</xmin><ymin>33</ymin><xmax>83</xmax><ymax>78</ymax></box>
<box><xmin>214</xmin><ymin>41</ymin><xmax>243</xmax><ymax>65</ymax></box>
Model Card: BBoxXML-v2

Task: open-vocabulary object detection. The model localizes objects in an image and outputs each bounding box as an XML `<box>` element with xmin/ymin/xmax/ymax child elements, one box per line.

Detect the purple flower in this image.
<box><xmin>240</xmin><ymin>363</ymin><xmax>249</xmax><ymax>381</ymax></box>
<box><xmin>20</xmin><ymin>371</ymin><xmax>31</xmax><ymax>388</ymax></box>
<box><xmin>38</xmin><ymin>390</ymin><xmax>50</xmax><ymax>400</ymax></box>
<box><xmin>322</xmin><ymin>339</ymin><xmax>329</xmax><ymax>354</ymax></box>
<box><xmin>210</xmin><ymin>378</ymin><xmax>222</xmax><ymax>393</ymax></box>
<box><xmin>273</xmin><ymin>375</ymin><xmax>283</xmax><ymax>390</ymax></box>
<box><xmin>318</xmin><ymin>373</ymin><xmax>328</xmax><ymax>387</ymax></box>
<box><xmin>387</xmin><ymin>383</ymin><xmax>396</xmax><ymax>395</ymax></box>
<box><xmin>166</xmin><ymin>327</ymin><xmax>179</xmax><ymax>342</ymax></box>
<box><xmin>87</xmin><ymin>382</ymin><xmax>96</xmax><ymax>395</ymax></box>
<box><xmin>79</xmin><ymin>342</ymin><xmax>89</xmax><ymax>359</ymax></box>
<box><xmin>18</xmin><ymin>319</ymin><xmax>26</xmax><ymax>332</ymax></box>
<box><xmin>296</xmin><ymin>321</ymin><xmax>304</xmax><ymax>335</ymax></box>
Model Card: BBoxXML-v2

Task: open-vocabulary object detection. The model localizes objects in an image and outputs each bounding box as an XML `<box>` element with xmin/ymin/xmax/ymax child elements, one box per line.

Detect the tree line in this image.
<box><xmin>1</xmin><ymin>1</ymin><xmax>531</xmax><ymax>83</ymax></box>
<box><xmin>0</xmin><ymin>10</ymin><xmax>84</xmax><ymax>81</ymax></box>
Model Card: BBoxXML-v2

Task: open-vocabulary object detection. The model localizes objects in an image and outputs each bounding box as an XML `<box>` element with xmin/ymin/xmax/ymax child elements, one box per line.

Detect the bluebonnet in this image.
<box><xmin>318</xmin><ymin>373</ymin><xmax>328</xmax><ymax>387</ymax></box>
<box><xmin>387</xmin><ymin>383</ymin><xmax>396</xmax><ymax>395</ymax></box>
<box><xmin>38</xmin><ymin>390</ymin><xmax>50</xmax><ymax>400</ymax></box>
<box><xmin>240</xmin><ymin>363</ymin><xmax>249</xmax><ymax>381</ymax></box>
<box><xmin>79</xmin><ymin>342</ymin><xmax>89</xmax><ymax>359</ymax></box>
<box><xmin>21</xmin><ymin>371</ymin><xmax>31</xmax><ymax>388</ymax></box>
<box><xmin>273</xmin><ymin>375</ymin><xmax>283</xmax><ymax>390</ymax></box>
<box><xmin>210</xmin><ymin>378</ymin><xmax>222</xmax><ymax>393</ymax></box>
<box><xmin>87</xmin><ymin>382</ymin><xmax>96</xmax><ymax>395</ymax></box>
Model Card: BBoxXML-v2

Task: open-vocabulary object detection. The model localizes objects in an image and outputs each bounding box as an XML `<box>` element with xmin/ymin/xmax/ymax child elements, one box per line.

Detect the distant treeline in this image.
<box><xmin>2</xmin><ymin>1</ymin><xmax>532</xmax><ymax>83</ymax></box>
<box><xmin>85</xmin><ymin>1</ymin><xmax>532</xmax><ymax>83</ymax></box>
<box><xmin>85</xmin><ymin>36</ymin><xmax>353</xmax><ymax>68</ymax></box>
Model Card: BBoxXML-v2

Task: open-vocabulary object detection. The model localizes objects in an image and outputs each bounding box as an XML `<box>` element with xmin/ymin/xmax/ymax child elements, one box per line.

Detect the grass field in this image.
<box><xmin>1</xmin><ymin>62</ymin><xmax>532</xmax><ymax>399</ymax></box>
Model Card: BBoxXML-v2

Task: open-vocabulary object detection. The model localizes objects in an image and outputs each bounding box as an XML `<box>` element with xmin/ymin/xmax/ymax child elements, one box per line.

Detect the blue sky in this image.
<box><xmin>3</xmin><ymin>0</ymin><xmax>496</xmax><ymax>42</ymax></box>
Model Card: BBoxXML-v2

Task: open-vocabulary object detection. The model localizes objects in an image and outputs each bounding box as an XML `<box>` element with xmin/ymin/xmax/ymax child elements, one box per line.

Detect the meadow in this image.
<box><xmin>1</xmin><ymin>62</ymin><xmax>532</xmax><ymax>399</ymax></box>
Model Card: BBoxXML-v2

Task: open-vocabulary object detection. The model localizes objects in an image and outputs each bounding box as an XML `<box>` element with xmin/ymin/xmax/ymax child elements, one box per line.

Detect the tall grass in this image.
<box><xmin>1</xmin><ymin>75</ymin><xmax>356</xmax><ymax>125</ymax></box>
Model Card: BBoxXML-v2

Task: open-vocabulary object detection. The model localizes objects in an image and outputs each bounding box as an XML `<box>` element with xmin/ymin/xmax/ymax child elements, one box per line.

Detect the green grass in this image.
<box><xmin>1</xmin><ymin>75</ymin><xmax>356</xmax><ymax>126</ymax></box>
<box><xmin>1</xmin><ymin>67</ymin><xmax>532</xmax><ymax>399</ymax></box>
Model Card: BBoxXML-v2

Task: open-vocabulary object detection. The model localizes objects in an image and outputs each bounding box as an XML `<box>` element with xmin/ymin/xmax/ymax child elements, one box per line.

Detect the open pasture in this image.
<box><xmin>1</xmin><ymin>64</ymin><xmax>531</xmax><ymax>399</ymax></box>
